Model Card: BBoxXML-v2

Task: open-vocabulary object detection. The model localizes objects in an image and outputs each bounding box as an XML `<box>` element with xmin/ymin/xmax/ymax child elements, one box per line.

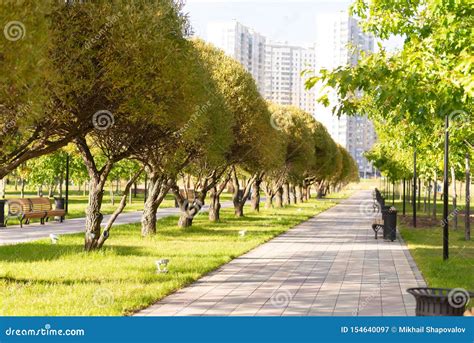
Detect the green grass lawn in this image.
<box><xmin>0</xmin><ymin>195</ymin><xmax>347</xmax><ymax>316</ymax></box>
<box><xmin>400</xmin><ymin>226</ymin><xmax>474</xmax><ymax>288</ymax></box>
<box><xmin>370</xmin><ymin>186</ymin><xmax>474</xmax><ymax>304</ymax></box>
<box><xmin>400</xmin><ymin>225</ymin><xmax>474</xmax><ymax>305</ymax></box>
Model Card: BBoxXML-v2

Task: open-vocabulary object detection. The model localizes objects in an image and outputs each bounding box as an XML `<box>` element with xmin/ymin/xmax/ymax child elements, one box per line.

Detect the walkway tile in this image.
<box><xmin>135</xmin><ymin>190</ymin><xmax>426</xmax><ymax>316</ymax></box>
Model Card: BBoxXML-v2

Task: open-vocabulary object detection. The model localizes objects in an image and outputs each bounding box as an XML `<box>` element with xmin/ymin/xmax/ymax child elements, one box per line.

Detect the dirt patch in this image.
<box><xmin>399</xmin><ymin>214</ymin><xmax>473</xmax><ymax>229</ymax></box>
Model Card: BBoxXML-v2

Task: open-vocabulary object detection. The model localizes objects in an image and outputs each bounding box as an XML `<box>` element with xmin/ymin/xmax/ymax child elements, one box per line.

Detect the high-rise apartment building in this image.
<box><xmin>207</xmin><ymin>20</ymin><xmax>266</xmax><ymax>93</ymax></box>
<box><xmin>315</xmin><ymin>11</ymin><xmax>377</xmax><ymax>177</ymax></box>
<box><xmin>264</xmin><ymin>42</ymin><xmax>317</xmax><ymax>116</ymax></box>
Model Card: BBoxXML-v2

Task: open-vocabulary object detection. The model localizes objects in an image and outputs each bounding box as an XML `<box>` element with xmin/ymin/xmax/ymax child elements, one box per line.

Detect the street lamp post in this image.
<box><xmin>403</xmin><ymin>178</ymin><xmax>406</xmax><ymax>216</ymax></box>
<box><xmin>65</xmin><ymin>154</ymin><xmax>70</xmax><ymax>214</ymax></box>
<box><xmin>443</xmin><ymin>115</ymin><xmax>449</xmax><ymax>260</ymax></box>
<box><xmin>466</xmin><ymin>152</ymin><xmax>471</xmax><ymax>241</ymax></box>
<box><xmin>413</xmin><ymin>149</ymin><xmax>417</xmax><ymax>227</ymax></box>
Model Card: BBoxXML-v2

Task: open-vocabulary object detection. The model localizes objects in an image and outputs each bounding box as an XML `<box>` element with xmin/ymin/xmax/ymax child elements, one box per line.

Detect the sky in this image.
<box><xmin>183</xmin><ymin>0</ymin><xmax>403</xmax><ymax>50</ymax></box>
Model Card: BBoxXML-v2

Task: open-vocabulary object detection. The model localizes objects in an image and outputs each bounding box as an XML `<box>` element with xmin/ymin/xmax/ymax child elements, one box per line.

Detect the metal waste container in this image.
<box><xmin>54</xmin><ymin>197</ymin><xmax>66</xmax><ymax>221</ymax></box>
<box><xmin>383</xmin><ymin>206</ymin><xmax>397</xmax><ymax>241</ymax></box>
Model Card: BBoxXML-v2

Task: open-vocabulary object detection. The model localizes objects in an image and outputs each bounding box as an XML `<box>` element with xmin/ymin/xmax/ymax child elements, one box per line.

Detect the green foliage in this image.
<box><xmin>307</xmin><ymin>0</ymin><xmax>473</xmax><ymax>181</ymax></box>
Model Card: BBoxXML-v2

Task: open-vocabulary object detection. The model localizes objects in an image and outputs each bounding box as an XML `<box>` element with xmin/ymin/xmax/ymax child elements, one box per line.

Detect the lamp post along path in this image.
<box><xmin>443</xmin><ymin>115</ymin><xmax>449</xmax><ymax>260</ymax></box>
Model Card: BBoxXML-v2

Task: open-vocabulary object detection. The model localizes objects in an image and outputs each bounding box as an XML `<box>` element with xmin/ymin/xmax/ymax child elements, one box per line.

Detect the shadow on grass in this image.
<box><xmin>0</xmin><ymin>243</ymin><xmax>153</xmax><ymax>263</ymax></box>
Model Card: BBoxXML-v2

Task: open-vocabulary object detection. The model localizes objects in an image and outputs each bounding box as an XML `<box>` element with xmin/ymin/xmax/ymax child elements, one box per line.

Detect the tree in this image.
<box><xmin>170</xmin><ymin>40</ymin><xmax>281</xmax><ymax>223</ymax></box>
<box><xmin>138</xmin><ymin>38</ymin><xmax>234</xmax><ymax>234</ymax></box>
<box><xmin>0</xmin><ymin>1</ymin><xmax>98</xmax><ymax>179</ymax></box>
<box><xmin>45</xmin><ymin>0</ymin><xmax>199</xmax><ymax>250</ymax></box>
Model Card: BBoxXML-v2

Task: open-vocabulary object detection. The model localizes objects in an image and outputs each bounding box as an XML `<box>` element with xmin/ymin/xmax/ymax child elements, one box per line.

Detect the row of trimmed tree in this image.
<box><xmin>1</xmin><ymin>0</ymin><xmax>359</xmax><ymax>251</ymax></box>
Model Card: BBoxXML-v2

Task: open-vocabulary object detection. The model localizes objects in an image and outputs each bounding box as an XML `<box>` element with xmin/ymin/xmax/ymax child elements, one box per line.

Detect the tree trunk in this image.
<box><xmin>297</xmin><ymin>185</ymin><xmax>304</xmax><ymax>203</ymax></box>
<box><xmin>466</xmin><ymin>153</ymin><xmax>470</xmax><ymax>241</ymax></box>
<box><xmin>97</xmin><ymin>171</ymin><xmax>142</xmax><ymax>248</ymax></box>
<box><xmin>427</xmin><ymin>180</ymin><xmax>431</xmax><ymax>214</ymax></box>
<box><xmin>417</xmin><ymin>178</ymin><xmax>421</xmax><ymax>210</ymax></box>
<box><xmin>209</xmin><ymin>188</ymin><xmax>221</xmax><ymax>222</ymax></box>
<box><xmin>302</xmin><ymin>184</ymin><xmax>308</xmax><ymax>201</ymax></box>
<box><xmin>290</xmin><ymin>184</ymin><xmax>297</xmax><ymax>204</ymax></box>
<box><xmin>433</xmin><ymin>171</ymin><xmax>437</xmax><ymax>218</ymax></box>
<box><xmin>141</xmin><ymin>195</ymin><xmax>160</xmax><ymax>236</ymax></box>
<box><xmin>231</xmin><ymin>167</ymin><xmax>255</xmax><ymax>217</ymax></box>
<box><xmin>0</xmin><ymin>178</ymin><xmax>5</xmax><ymax>199</ymax></box>
<box><xmin>59</xmin><ymin>176</ymin><xmax>63</xmax><ymax>198</ymax></box>
<box><xmin>283</xmin><ymin>182</ymin><xmax>290</xmax><ymax>205</ymax></box>
<box><xmin>275</xmin><ymin>186</ymin><xmax>283</xmax><ymax>208</ymax></box>
<box><xmin>251</xmin><ymin>178</ymin><xmax>262</xmax><ymax>212</ymax></box>
<box><xmin>234</xmin><ymin>203</ymin><xmax>244</xmax><ymax>217</ymax></box>
<box><xmin>265</xmin><ymin>195</ymin><xmax>273</xmax><ymax>209</ymax></box>
<box><xmin>178</xmin><ymin>213</ymin><xmax>194</xmax><ymax>227</ymax></box>
<box><xmin>423</xmin><ymin>181</ymin><xmax>427</xmax><ymax>212</ymax></box>
<box><xmin>141</xmin><ymin>174</ymin><xmax>169</xmax><ymax>236</ymax></box>
<box><xmin>84</xmin><ymin>177</ymin><xmax>105</xmax><ymax>251</ymax></box>
<box><xmin>451</xmin><ymin>167</ymin><xmax>458</xmax><ymax>230</ymax></box>
<box><xmin>317</xmin><ymin>184</ymin><xmax>323</xmax><ymax>199</ymax></box>
<box><xmin>20</xmin><ymin>178</ymin><xmax>25</xmax><ymax>198</ymax></box>
<box><xmin>110</xmin><ymin>183</ymin><xmax>115</xmax><ymax>206</ymax></box>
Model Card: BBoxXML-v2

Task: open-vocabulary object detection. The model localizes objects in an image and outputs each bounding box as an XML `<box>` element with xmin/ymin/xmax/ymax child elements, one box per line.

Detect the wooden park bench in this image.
<box><xmin>5</xmin><ymin>198</ymin><xmax>66</xmax><ymax>228</ymax></box>
<box><xmin>30</xmin><ymin>198</ymin><xmax>66</xmax><ymax>223</ymax></box>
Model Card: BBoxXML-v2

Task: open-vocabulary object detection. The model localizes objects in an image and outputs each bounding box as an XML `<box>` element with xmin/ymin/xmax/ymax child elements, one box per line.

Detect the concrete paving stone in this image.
<box><xmin>134</xmin><ymin>191</ymin><xmax>426</xmax><ymax>316</ymax></box>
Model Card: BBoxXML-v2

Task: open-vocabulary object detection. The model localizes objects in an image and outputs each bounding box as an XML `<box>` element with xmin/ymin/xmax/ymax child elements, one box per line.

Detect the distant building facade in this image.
<box><xmin>207</xmin><ymin>20</ymin><xmax>266</xmax><ymax>93</ymax></box>
<box><xmin>315</xmin><ymin>11</ymin><xmax>377</xmax><ymax>177</ymax></box>
<box><xmin>264</xmin><ymin>42</ymin><xmax>317</xmax><ymax>116</ymax></box>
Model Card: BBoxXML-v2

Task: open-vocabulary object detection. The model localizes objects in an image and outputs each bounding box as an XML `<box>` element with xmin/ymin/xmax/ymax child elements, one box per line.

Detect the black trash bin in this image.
<box><xmin>54</xmin><ymin>197</ymin><xmax>65</xmax><ymax>221</ymax></box>
<box><xmin>0</xmin><ymin>199</ymin><xmax>5</xmax><ymax>227</ymax></box>
<box><xmin>382</xmin><ymin>206</ymin><xmax>396</xmax><ymax>241</ymax></box>
<box><xmin>407</xmin><ymin>288</ymin><xmax>474</xmax><ymax>316</ymax></box>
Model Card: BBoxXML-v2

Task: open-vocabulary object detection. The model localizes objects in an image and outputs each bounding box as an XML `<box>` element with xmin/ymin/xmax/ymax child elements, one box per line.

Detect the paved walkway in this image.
<box><xmin>136</xmin><ymin>190</ymin><xmax>426</xmax><ymax>316</ymax></box>
<box><xmin>0</xmin><ymin>202</ymin><xmax>232</xmax><ymax>245</ymax></box>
